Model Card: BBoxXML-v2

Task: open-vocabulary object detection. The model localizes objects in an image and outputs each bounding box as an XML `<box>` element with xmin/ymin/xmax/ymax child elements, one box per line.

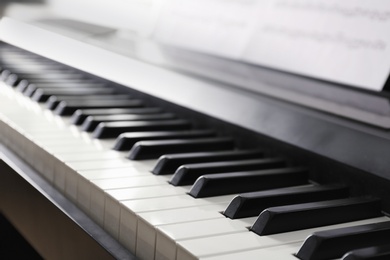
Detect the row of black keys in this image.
<box><xmin>1</xmin><ymin>45</ymin><xmax>390</xmax><ymax>260</ymax></box>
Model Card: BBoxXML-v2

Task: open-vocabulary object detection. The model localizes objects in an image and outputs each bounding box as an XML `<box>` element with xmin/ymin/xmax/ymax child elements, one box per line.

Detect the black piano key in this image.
<box><xmin>223</xmin><ymin>184</ymin><xmax>349</xmax><ymax>219</ymax></box>
<box><xmin>71</xmin><ymin>107</ymin><xmax>162</xmax><ymax>125</ymax></box>
<box><xmin>55</xmin><ymin>99</ymin><xmax>144</xmax><ymax>116</ymax></box>
<box><xmin>189</xmin><ymin>167</ymin><xmax>308</xmax><ymax>198</ymax></box>
<box><xmin>93</xmin><ymin>119</ymin><xmax>192</xmax><ymax>139</ymax></box>
<box><xmin>152</xmin><ymin>149</ymin><xmax>264</xmax><ymax>175</ymax></box>
<box><xmin>46</xmin><ymin>94</ymin><xmax>133</xmax><ymax>110</ymax></box>
<box><xmin>128</xmin><ymin>137</ymin><xmax>235</xmax><ymax>160</ymax></box>
<box><xmin>26</xmin><ymin>86</ymin><xmax>99</xmax><ymax>98</ymax></box>
<box><xmin>342</xmin><ymin>244</ymin><xmax>390</xmax><ymax>260</ymax></box>
<box><xmin>32</xmin><ymin>88</ymin><xmax>115</xmax><ymax>102</ymax></box>
<box><xmin>5</xmin><ymin>72</ymin><xmax>83</xmax><ymax>87</ymax></box>
<box><xmin>16</xmin><ymin>77</ymin><xmax>88</xmax><ymax>92</ymax></box>
<box><xmin>82</xmin><ymin>113</ymin><xmax>176</xmax><ymax>132</ymax></box>
<box><xmin>251</xmin><ymin>197</ymin><xmax>382</xmax><ymax>236</ymax></box>
<box><xmin>296</xmin><ymin>221</ymin><xmax>390</xmax><ymax>260</ymax></box>
<box><xmin>169</xmin><ymin>158</ymin><xmax>286</xmax><ymax>186</ymax></box>
<box><xmin>9</xmin><ymin>71</ymin><xmax>82</xmax><ymax>80</ymax></box>
<box><xmin>24</xmin><ymin>82</ymin><xmax>106</xmax><ymax>97</ymax></box>
<box><xmin>114</xmin><ymin>130</ymin><xmax>216</xmax><ymax>151</ymax></box>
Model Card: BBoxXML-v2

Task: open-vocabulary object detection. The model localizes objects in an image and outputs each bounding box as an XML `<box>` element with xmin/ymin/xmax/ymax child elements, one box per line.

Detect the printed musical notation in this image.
<box><xmin>261</xmin><ymin>25</ymin><xmax>387</xmax><ymax>51</ymax></box>
<box><xmin>153</xmin><ymin>0</ymin><xmax>390</xmax><ymax>91</ymax></box>
<box><xmin>274</xmin><ymin>0</ymin><xmax>390</xmax><ymax>22</ymax></box>
<box><xmin>242</xmin><ymin>0</ymin><xmax>390</xmax><ymax>91</ymax></box>
<box><xmin>153</xmin><ymin>0</ymin><xmax>267</xmax><ymax>58</ymax></box>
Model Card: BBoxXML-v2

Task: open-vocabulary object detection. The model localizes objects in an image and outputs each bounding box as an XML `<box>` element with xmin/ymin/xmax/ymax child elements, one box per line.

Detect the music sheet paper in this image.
<box><xmin>154</xmin><ymin>0</ymin><xmax>390</xmax><ymax>91</ymax></box>
<box><xmin>153</xmin><ymin>0</ymin><xmax>268</xmax><ymax>59</ymax></box>
<box><xmin>243</xmin><ymin>0</ymin><xmax>390</xmax><ymax>91</ymax></box>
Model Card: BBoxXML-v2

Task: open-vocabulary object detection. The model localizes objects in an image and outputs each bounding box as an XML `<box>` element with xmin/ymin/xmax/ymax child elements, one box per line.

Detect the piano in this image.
<box><xmin>1</xmin><ymin>1</ymin><xmax>390</xmax><ymax>259</ymax></box>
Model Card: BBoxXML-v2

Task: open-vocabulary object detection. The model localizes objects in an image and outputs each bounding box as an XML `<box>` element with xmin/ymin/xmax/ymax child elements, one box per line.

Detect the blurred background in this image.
<box><xmin>0</xmin><ymin>0</ymin><xmax>45</xmax><ymax>19</ymax></box>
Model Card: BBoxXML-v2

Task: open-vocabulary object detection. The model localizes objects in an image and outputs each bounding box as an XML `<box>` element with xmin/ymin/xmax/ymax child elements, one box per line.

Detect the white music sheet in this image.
<box><xmin>154</xmin><ymin>0</ymin><xmax>390</xmax><ymax>91</ymax></box>
<box><xmin>243</xmin><ymin>0</ymin><xmax>390</xmax><ymax>91</ymax></box>
<box><xmin>153</xmin><ymin>0</ymin><xmax>268</xmax><ymax>59</ymax></box>
<box><xmin>5</xmin><ymin>0</ymin><xmax>390</xmax><ymax>91</ymax></box>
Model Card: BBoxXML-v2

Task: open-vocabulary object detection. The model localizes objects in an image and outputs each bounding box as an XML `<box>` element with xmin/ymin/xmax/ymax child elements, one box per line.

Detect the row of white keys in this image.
<box><xmin>0</xmin><ymin>86</ymin><xmax>235</xmax><ymax>257</ymax></box>
<box><xmin>153</xmin><ymin>214</ymin><xmax>258</xmax><ymax>260</ymax></box>
<box><xmin>4</xmin><ymin>94</ymin><xmax>257</xmax><ymax>258</ymax></box>
<box><xmin>120</xmin><ymin>194</ymin><xmax>237</xmax><ymax>259</ymax></box>
<box><xmin>0</xmin><ymin>87</ymin><xmax>164</xmax><ymax>226</ymax></box>
<box><xmin>0</xmin><ymin>89</ymin><xmax>361</xmax><ymax>260</ymax></box>
<box><xmin>174</xmin><ymin>216</ymin><xmax>390</xmax><ymax>260</ymax></box>
<box><xmin>5</xmin><ymin>79</ymin><xmax>388</xmax><ymax>260</ymax></box>
<box><xmin>1</xmin><ymin>100</ymin><xmax>178</xmax><ymax>233</ymax></box>
<box><xmin>0</xmin><ymin>84</ymin><xmax>239</xmax><ymax>259</ymax></box>
<box><xmin>0</xmin><ymin>93</ymin><xmax>160</xmax><ymax>209</ymax></box>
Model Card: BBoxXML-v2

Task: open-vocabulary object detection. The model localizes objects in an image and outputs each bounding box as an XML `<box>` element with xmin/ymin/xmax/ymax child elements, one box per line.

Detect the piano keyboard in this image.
<box><xmin>1</xmin><ymin>43</ymin><xmax>390</xmax><ymax>260</ymax></box>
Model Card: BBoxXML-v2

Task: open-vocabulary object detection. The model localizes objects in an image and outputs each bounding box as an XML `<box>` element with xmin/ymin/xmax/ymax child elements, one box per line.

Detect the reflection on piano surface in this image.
<box><xmin>2</xmin><ymin>1</ymin><xmax>390</xmax><ymax>260</ymax></box>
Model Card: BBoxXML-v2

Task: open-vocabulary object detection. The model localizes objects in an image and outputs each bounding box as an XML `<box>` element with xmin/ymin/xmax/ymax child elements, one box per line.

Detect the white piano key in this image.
<box><xmin>91</xmin><ymin>138</ymin><xmax>119</xmax><ymax>150</ymax></box>
<box><xmin>42</xmin><ymin>133</ymin><xmax>148</xmax><ymax>195</ymax></box>
<box><xmin>49</xmin><ymin>145</ymin><xmax>105</xmax><ymax>154</ymax></box>
<box><xmin>60</xmin><ymin>150</ymin><xmax>126</xmax><ymax>162</ymax></box>
<box><xmin>104</xmin><ymin>185</ymin><xmax>191</xmax><ymax>239</ymax></box>
<box><xmin>74</xmin><ymin>168</ymin><xmax>165</xmax><ymax>226</ymax></box>
<box><xmin>35</xmin><ymin>138</ymin><xmax>91</xmax><ymax>146</ymax></box>
<box><xmin>78</xmin><ymin>167</ymin><xmax>151</xmax><ymax>180</ymax></box>
<box><xmin>0</xmin><ymin>119</ymin><xmax>7</xmax><ymax>144</ymax></box>
<box><xmin>0</xmin><ymin>95</ymin><xmax>63</xmax><ymax>181</ymax></box>
<box><xmin>70</xmin><ymin>158</ymin><xmax>156</xmax><ymax>206</ymax></box>
<box><xmin>7</xmin><ymin>120</ymin><xmax>62</xmax><ymax>129</ymax></box>
<box><xmin>122</xmin><ymin>194</ymin><xmax>235</xmax><ymax>215</ymax></box>
<box><xmin>2</xmin><ymin>122</ymin><xmax>16</xmax><ymax>150</ymax></box>
<box><xmin>34</xmin><ymin>143</ymin><xmax>59</xmax><ymax>182</ymax></box>
<box><xmin>118</xmin><ymin>195</ymin><xmax>235</xmax><ymax>256</ymax></box>
<box><xmin>67</xmin><ymin>159</ymin><xmax>143</xmax><ymax>171</ymax></box>
<box><xmin>155</xmin><ymin>217</ymin><xmax>257</xmax><ymax>260</ymax></box>
<box><xmin>6</xmin><ymin>123</ymin><xmax>27</xmax><ymax>159</ymax></box>
<box><xmin>161</xmin><ymin>218</ymin><xmax>255</xmax><ymax>259</ymax></box>
<box><xmin>175</xmin><ymin>217</ymin><xmax>390</xmax><ymax>260</ymax></box>
<box><xmin>18</xmin><ymin>136</ymin><xmax>57</xmax><ymax>180</ymax></box>
<box><xmin>53</xmin><ymin>160</ymin><xmax>70</xmax><ymax>192</ymax></box>
<box><xmin>29</xmin><ymin>132</ymin><xmax>84</xmax><ymax>142</ymax></box>
<box><xmin>80</xmin><ymin>174</ymin><xmax>170</xmax><ymax>222</ymax></box>
<box><xmin>120</xmin><ymin>204</ymin><xmax>227</xmax><ymax>255</ymax></box>
<box><xmin>77</xmin><ymin>167</ymin><xmax>155</xmax><ymax>211</ymax></box>
<box><xmin>59</xmin><ymin>149</ymin><xmax>155</xmax><ymax>170</ymax></box>
<box><xmin>91</xmin><ymin>175</ymin><xmax>171</xmax><ymax>190</ymax></box>
<box><xmin>201</xmin><ymin>242</ymin><xmax>301</xmax><ymax>260</ymax></box>
<box><xmin>66</xmin><ymin>161</ymin><xmax>152</xmax><ymax>205</ymax></box>
<box><xmin>107</xmin><ymin>185</ymin><xmax>190</xmax><ymax>201</ymax></box>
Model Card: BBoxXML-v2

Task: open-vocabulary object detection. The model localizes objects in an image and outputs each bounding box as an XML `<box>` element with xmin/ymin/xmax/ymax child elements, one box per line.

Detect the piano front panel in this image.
<box><xmin>1</xmin><ymin>42</ymin><xmax>390</xmax><ymax>260</ymax></box>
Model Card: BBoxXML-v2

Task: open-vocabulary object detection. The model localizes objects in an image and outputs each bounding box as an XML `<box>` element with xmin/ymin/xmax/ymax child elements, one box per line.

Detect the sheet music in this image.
<box><xmin>153</xmin><ymin>0</ymin><xmax>268</xmax><ymax>59</ymax></box>
<box><xmin>154</xmin><ymin>0</ymin><xmax>390</xmax><ymax>91</ymax></box>
<box><xmin>5</xmin><ymin>0</ymin><xmax>390</xmax><ymax>91</ymax></box>
<box><xmin>242</xmin><ymin>0</ymin><xmax>390</xmax><ymax>91</ymax></box>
